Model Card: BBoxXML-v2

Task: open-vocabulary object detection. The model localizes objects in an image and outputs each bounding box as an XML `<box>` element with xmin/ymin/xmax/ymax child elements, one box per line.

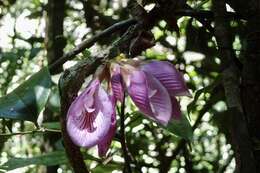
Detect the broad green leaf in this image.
<box><xmin>42</xmin><ymin>122</ymin><xmax>61</xmax><ymax>130</ymax></box>
<box><xmin>0</xmin><ymin>67</ymin><xmax>52</xmax><ymax>122</ymax></box>
<box><xmin>132</xmin><ymin>111</ymin><xmax>193</xmax><ymax>140</ymax></box>
<box><xmin>0</xmin><ymin>151</ymin><xmax>67</xmax><ymax>171</ymax></box>
<box><xmin>0</xmin><ymin>150</ymin><xmax>114</xmax><ymax>171</ymax></box>
<box><xmin>165</xmin><ymin>115</ymin><xmax>193</xmax><ymax>140</ymax></box>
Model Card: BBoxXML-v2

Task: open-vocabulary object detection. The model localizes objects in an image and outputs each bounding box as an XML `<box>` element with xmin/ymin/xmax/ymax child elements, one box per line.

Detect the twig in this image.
<box><xmin>183</xmin><ymin>144</ymin><xmax>194</xmax><ymax>173</ymax></box>
<box><xmin>119</xmin><ymin>93</ymin><xmax>132</xmax><ymax>173</ymax></box>
<box><xmin>174</xmin><ymin>9</ymin><xmax>246</xmax><ymax>20</ymax></box>
<box><xmin>49</xmin><ymin>18</ymin><xmax>136</xmax><ymax>72</ymax></box>
<box><xmin>0</xmin><ymin>128</ymin><xmax>61</xmax><ymax>137</ymax></box>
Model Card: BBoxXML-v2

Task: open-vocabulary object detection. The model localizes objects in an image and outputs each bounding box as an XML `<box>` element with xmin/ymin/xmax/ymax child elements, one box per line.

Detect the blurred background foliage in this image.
<box><xmin>0</xmin><ymin>0</ymin><xmax>246</xmax><ymax>172</ymax></box>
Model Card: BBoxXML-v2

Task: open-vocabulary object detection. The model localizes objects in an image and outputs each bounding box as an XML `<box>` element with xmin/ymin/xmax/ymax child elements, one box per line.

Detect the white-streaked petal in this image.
<box><xmin>66</xmin><ymin>79</ymin><xmax>114</xmax><ymax>148</ymax></box>
<box><xmin>125</xmin><ymin>70</ymin><xmax>153</xmax><ymax>116</ymax></box>
<box><xmin>67</xmin><ymin>110</ymin><xmax>111</xmax><ymax>147</ymax></box>
<box><xmin>141</xmin><ymin>60</ymin><xmax>191</xmax><ymax>97</ymax></box>
<box><xmin>145</xmin><ymin>72</ymin><xmax>172</xmax><ymax>125</ymax></box>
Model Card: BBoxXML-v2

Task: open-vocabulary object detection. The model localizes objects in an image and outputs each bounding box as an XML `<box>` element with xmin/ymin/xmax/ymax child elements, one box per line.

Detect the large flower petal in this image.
<box><xmin>94</xmin><ymin>85</ymin><xmax>115</xmax><ymax>125</ymax></box>
<box><xmin>145</xmin><ymin>72</ymin><xmax>172</xmax><ymax>125</ymax></box>
<box><xmin>110</xmin><ymin>64</ymin><xmax>124</xmax><ymax>102</ymax></box>
<box><xmin>124</xmin><ymin>69</ymin><xmax>153</xmax><ymax>116</ymax></box>
<box><xmin>123</xmin><ymin>67</ymin><xmax>172</xmax><ymax>125</ymax></box>
<box><xmin>141</xmin><ymin>61</ymin><xmax>191</xmax><ymax>97</ymax></box>
<box><xmin>66</xmin><ymin>79</ymin><xmax>113</xmax><ymax>148</ymax></box>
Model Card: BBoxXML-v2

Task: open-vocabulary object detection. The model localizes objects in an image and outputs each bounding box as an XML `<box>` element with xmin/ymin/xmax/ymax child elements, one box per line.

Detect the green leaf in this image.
<box><xmin>42</xmin><ymin>122</ymin><xmax>61</xmax><ymax>130</ymax></box>
<box><xmin>132</xmin><ymin>111</ymin><xmax>193</xmax><ymax>140</ymax></box>
<box><xmin>29</xmin><ymin>47</ymin><xmax>42</xmax><ymax>60</ymax></box>
<box><xmin>0</xmin><ymin>67</ymin><xmax>52</xmax><ymax>122</ymax></box>
<box><xmin>0</xmin><ymin>151</ymin><xmax>67</xmax><ymax>171</ymax></box>
<box><xmin>81</xmin><ymin>49</ymin><xmax>91</xmax><ymax>58</ymax></box>
<box><xmin>164</xmin><ymin>115</ymin><xmax>193</xmax><ymax>140</ymax></box>
<box><xmin>187</xmin><ymin>76</ymin><xmax>221</xmax><ymax>115</ymax></box>
<box><xmin>92</xmin><ymin>164</ymin><xmax>122</xmax><ymax>173</ymax></box>
<box><xmin>0</xmin><ymin>150</ymin><xmax>111</xmax><ymax>171</ymax></box>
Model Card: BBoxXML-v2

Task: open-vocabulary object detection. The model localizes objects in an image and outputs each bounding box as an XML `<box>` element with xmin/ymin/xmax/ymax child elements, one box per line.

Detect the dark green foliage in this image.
<box><xmin>0</xmin><ymin>67</ymin><xmax>51</xmax><ymax>122</ymax></box>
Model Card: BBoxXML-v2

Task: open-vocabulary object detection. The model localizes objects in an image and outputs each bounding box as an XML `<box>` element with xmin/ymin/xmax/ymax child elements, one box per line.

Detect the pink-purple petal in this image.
<box><xmin>126</xmin><ymin>70</ymin><xmax>153</xmax><ymax>116</ymax></box>
<box><xmin>145</xmin><ymin>73</ymin><xmax>172</xmax><ymax>125</ymax></box>
<box><xmin>66</xmin><ymin>79</ymin><xmax>113</xmax><ymax>148</ymax></box>
<box><xmin>67</xmin><ymin>110</ymin><xmax>111</xmax><ymax>148</ymax></box>
<box><xmin>141</xmin><ymin>61</ymin><xmax>191</xmax><ymax>97</ymax></box>
<box><xmin>94</xmin><ymin>84</ymin><xmax>115</xmax><ymax>120</ymax></box>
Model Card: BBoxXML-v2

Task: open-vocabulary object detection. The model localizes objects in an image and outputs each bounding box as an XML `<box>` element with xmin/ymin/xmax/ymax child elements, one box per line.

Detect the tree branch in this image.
<box><xmin>174</xmin><ymin>9</ymin><xmax>246</xmax><ymax>20</ymax></box>
<box><xmin>49</xmin><ymin>19</ymin><xmax>136</xmax><ymax>73</ymax></box>
<box><xmin>0</xmin><ymin>128</ymin><xmax>61</xmax><ymax>137</ymax></box>
<box><xmin>46</xmin><ymin>0</ymin><xmax>66</xmax><ymax>74</ymax></box>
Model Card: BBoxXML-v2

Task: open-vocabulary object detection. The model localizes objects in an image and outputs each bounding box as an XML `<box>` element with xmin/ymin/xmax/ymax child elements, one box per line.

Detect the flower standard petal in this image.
<box><xmin>145</xmin><ymin>72</ymin><xmax>172</xmax><ymax>125</ymax></box>
<box><xmin>122</xmin><ymin>66</ymin><xmax>172</xmax><ymax>125</ymax></box>
<box><xmin>122</xmin><ymin>69</ymin><xmax>153</xmax><ymax>116</ymax></box>
<box><xmin>141</xmin><ymin>60</ymin><xmax>191</xmax><ymax>97</ymax></box>
<box><xmin>66</xmin><ymin>79</ymin><xmax>112</xmax><ymax>148</ymax></box>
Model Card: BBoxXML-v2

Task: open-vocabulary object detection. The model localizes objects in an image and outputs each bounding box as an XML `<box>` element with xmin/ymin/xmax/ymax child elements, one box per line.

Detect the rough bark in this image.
<box><xmin>227</xmin><ymin>0</ymin><xmax>260</xmax><ymax>170</ymax></box>
<box><xmin>44</xmin><ymin>1</ymin><xmax>66</xmax><ymax>172</ymax></box>
<box><xmin>45</xmin><ymin>0</ymin><xmax>66</xmax><ymax>74</ymax></box>
<box><xmin>213</xmin><ymin>0</ymin><xmax>256</xmax><ymax>172</ymax></box>
<box><xmin>240</xmin><ymin>1</ymin><xmax>260</xmax><ymax>170</ymax></box>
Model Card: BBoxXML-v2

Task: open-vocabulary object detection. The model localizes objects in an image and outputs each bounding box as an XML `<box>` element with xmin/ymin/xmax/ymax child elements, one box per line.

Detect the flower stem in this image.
<box><xmin>120</xmin><ymin>93</ymin><xmax>132</xmax><ymax>173</ymax></box>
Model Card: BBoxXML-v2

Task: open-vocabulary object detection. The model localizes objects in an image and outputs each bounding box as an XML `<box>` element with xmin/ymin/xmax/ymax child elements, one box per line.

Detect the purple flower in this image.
<box><xmin>66</xmin><ymin>79</ymin><xmax>116</xmax><ymax>155</ymax></box>
<box><xmin>66</xmin><ymin>59</ymin><xmax>190</xmax><ymax>156</ymax></box>
<box><xmin>111</xmin><ymin>60</ymin><xmax>190</xmax><ymax>125</ymax></box>
<box><xmin>120</xmin><ymin>67</ymin><xmax>172</xmax><ymax>125</ymax></box>
<box><xmin>141</xmin><ymin>60</ymin><xmax>191</xmax><ymax>120</ymax></box>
